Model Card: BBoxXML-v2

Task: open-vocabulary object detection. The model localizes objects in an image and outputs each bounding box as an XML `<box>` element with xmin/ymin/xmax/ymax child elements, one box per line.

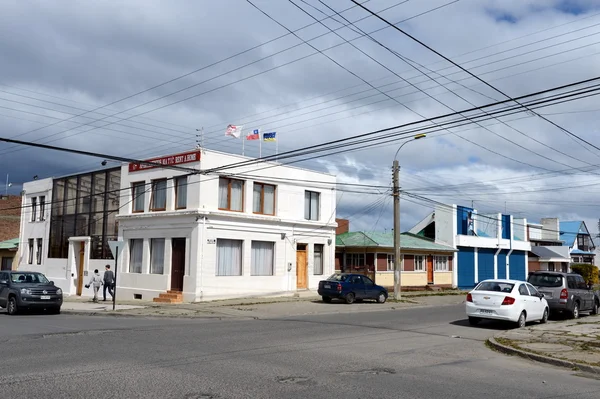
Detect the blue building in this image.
<box><xmin>410</xmin><ymin>204</ymin><xmax>531</xmax><ymax>289</ymax></box>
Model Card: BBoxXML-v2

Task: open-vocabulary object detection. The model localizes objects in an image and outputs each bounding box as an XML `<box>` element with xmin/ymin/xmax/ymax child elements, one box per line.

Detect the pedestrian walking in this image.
<box><xmin>85</xmin><ymin>269</ymin><xmax>103</xmax><ymax>303</ymax></box>
<box><xmin>103</xmin><ymin>264</ymin><xmax>115</xmax><ymax>301</ymax></box>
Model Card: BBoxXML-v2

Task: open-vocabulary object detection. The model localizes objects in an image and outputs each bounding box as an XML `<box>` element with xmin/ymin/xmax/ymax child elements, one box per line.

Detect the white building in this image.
<box><xmin>19</xmin><ymin>149</ymin><xmax>337</xmax><ymax>302</ymax></box>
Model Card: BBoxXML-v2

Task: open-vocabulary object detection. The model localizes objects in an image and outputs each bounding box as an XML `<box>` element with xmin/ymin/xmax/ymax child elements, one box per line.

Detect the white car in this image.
<box><xmin>465</xmin><ymin>279</ymin><xmax>549</xmax><ymax>328</ymax></box>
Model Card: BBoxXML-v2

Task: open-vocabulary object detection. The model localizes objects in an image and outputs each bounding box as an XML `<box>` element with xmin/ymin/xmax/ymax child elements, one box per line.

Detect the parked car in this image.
<box><xmin>0</xmin><ymin>271</ymin><xmax>63</xmax><ymax>315</ymax></box>
<box><xmin>466</xmin><ymin>279</ymin><xmax>549</xmax><ymax>328</ymax></box>
<box><xmin>527</xmin><ymin>271</ymin><xmax>599</xmax><ymax>318</ymax></box>
<box><xmin>317</xmin><ymin>273</ymin><xmax>388</xmax><ymax>304</ymax></box>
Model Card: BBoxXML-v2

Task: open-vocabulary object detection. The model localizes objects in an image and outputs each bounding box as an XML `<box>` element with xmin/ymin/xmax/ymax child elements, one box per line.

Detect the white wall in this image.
<box><xmin>19</xmin><ymin>178</ymin><xmax>52</xmax><ymax>270</ymax></box>
<box><xmin>541</xmin><ymin>218</ymin><xmax>560</xmax><ymax>241</ymax></box>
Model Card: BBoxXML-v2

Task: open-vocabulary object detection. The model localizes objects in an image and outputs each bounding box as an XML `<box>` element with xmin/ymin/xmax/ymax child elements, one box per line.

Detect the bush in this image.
<box><xmin>570</xmin><ymin>263</ymin><xmax>599</xmax><ymax>285</ymax></box>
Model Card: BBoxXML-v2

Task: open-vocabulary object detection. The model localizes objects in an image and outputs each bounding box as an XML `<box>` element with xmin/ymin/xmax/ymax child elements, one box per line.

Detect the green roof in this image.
<box><xmin>336</xmin><ymin>232</ymin><xmax>455</xmax><ymax>252</ymax></box>
<box><xmin>0</xmin><ymin>238</ymin><xmax>19</xmax><ymax>250</ymax></box>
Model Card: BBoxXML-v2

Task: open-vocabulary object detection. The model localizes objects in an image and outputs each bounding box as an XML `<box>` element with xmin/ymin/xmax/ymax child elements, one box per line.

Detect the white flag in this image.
<box><xmin>225</xmin><ymin>124</ymin><xmax>243</xmax><ymax>138</ymax></box>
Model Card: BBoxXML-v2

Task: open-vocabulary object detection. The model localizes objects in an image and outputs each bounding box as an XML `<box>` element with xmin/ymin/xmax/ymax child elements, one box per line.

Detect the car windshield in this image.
<box><xmin>10</xmin><ymin>273</ymin><xmax>49</xmax><ymax>284</ymax></box>
<box><xmin>528</xmin><ymin>274</ymin><xmax>563</xmax><ymax>288</ymax></box>
<box><xmin>327</xmin><ymin>274</ymin><xmax>350</xmax><ymax>282</ymax></box>
<box><xmin>475</xmin><ymin>281</ymin><xmax>514</xmax><ymax>292</ymax></box>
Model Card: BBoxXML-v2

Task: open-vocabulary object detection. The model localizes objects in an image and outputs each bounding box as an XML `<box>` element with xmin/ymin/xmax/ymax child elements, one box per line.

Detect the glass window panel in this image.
<box><xmin>52</xmin><ymin>179</ymin><xmax>65</xmax><ymax>216</ymax></box>
<box><xmin>176</xmin><ymin>176</ymin><xmax>187</xmax><ymax>209</ymax></box>
<box><xmin>216</xmin><ymin>239</ymin><xmax>242</xmax><ymax>276</ymax></box>
<box><xmin>263</xmin><ymin>184</ymin><xmax>275</xmax><ymax>215</ymax></box>
<box><xmin>251</xmin><ymin>241</ymin><xmax>274</xmax><ymax>276</ymax></box>
<box><xmin>253</xmin><ymin>184</ymin><xmax>262</xmax><ymax>213</ymax></box>
<box><xmin>218</xmin><ymin>178</ymin><xmax>228</xmax><ymax>209</ymax></box>
<box><xmin>150</xmin><ymin>239</ymin><xmax>165</xmax><ymax>274</ymax></box>
<box><xmin>78</xmin><ymin>175</ymin><xmax>92</xmax><ymax>214</ymax></box>
<box><xmin>65</xmin><ymin>177</ymin><xmax>78</xmax><ymax>214</ymax></box>
<box><xmin>93</xmin><ymin>172</ymin><xmax>106</xmax><ymax>213</ymax></box>
<box><xmin>230</xmin><ymin>180</ymin><xmax>243</xmax><ymax>211</ymax></box>
<box><xmin>106</xmin><ymin>170</ymin><xmax>121</xmax><ymax>211</ymax></box>
<box><xmin>132</xmin><ymin>182</ymin><xmax>145</xmax><ymax>212</ymax></box>
<box><xmin>151</xmin><ymin>179</ymin><xmax>167</xmax><ymax>210</ymax></box>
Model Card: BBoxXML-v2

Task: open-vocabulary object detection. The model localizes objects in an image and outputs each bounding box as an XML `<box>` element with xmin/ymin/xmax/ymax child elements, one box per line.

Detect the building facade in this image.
<box><xmin>19</xmin><ymin>149</ymin><xmax>337</xmax><ymax>301</ymax></box>
<box><xmin>335</xmin><ymin>231</ymin><xmax>456</xmax><ymax>289</ymax></box>
<box><xmin>410</xmin><ymin>204</ymin><xmax>531</xmax><ymax>289</ymax></box>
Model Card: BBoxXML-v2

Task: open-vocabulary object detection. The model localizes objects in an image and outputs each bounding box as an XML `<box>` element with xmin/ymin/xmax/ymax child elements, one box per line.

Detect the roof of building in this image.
<box><xmin>336</xmin><ymin>231</ymin><xmax>456</xmax><ymax>252</ymax></box>
<box><xmin>530</xmin><ymin>246</ymin><xmax>570</xmax><ymax>261</ymax></box>
<box><xmin>0</xmin><ymin>238</ymin><xmax>19</xmax><ymax>250</ymax></box>
<box><xmin>559</xmin><ymin>221</ymin><xmax>593</xmax><ymax>247</ymax></box>
<box><xmin>570</xmin><ymin>249</ymin><xmax>596</xmax><ymax>256</ymax></box>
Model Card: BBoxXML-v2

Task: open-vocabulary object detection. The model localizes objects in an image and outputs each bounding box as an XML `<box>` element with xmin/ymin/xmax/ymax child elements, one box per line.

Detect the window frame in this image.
<box><xmin>174</xmin><ymin>176</ymin><xmax>188</xmax><ymax>210</ymax></box>
<box><xmin>304</xmin><ymin>190</ymin><xmax>320</xmax><ymax>221</ymax></box>
<box><xmin>434</xmin><ymin>256</ymin><xmax>449</xmax><ymax>271</ymax></box>
<box><xmin>28</xmin><ymin>239</ymin><xmax>34</xmax><ymax>264</ymax></box>
<box><xmin>31</xmin><ymin>197</ymin><xmax>37</xmax><ymax>222</ymax></box>
<box><xmin>386</xmin><ymin>254</ymin><xmax>394</xmax><ymax>271</ymax></box>
<box><xmin>216</xmin><ymin>238</ymin><xmax>243</xmax><ymax>276</ymax></box>
<box><xmin>313</xmin><ymin>244</ymin><xmax>324</xmax><ymax>275</ymax></box>
<box><xmin>36</xmin><ymin>239</ymin><xmax>43</xmax><ymax>265</ymax></box>
<box><xmin>150</xmin><ymin>178</ymin><xmax>168</xmax><ymax>212</ymax></box>
<box><xmin>250</xmin><ymin>241</ymin><xmax>275</xmax><ymax>276</ymax></box>
<box><xmin>414</xmin><ymin>255</ymin><xmax>426</xmax><ymax>272</ymax></box>
<box><xmin>39</xmin><ymin>195</ymin><xmax>46</xmax><ymax>221</ymax></box>
<box><xmin>132</xmin><ymin>181</ymin><xmax>146</xmax><ymax>213</ymax></box>
<box><xmin>218</xmin><ymin>177</ymin><xmax>245</xmax><ymax>212</ymax></box>
<box><xmin>252</xmin><ymin>182</ymin><xmax>276</xmax><ymax>215</ymax></box>
<box><xmin>345</xmin><ymin>253</ymin><xmax>365</xmax><ymax>268</ymax></box>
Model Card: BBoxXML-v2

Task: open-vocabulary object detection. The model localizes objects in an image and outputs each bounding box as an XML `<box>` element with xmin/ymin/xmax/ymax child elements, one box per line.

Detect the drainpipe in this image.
<box><xmin>199</xmin><ymin>216</ymin><xmax>206</xmax><ymax>301</ymax></box>
<box><xmin>494</xmin><ymin>247</ymin><xmax>501</xmax><ymax>279</ymax></box>
<box><xmin>506</xmin><ymin>215</ymin><xmax>514</xmax><ymax>279</ymax></box>
<box><xmin>494</xmin><ymin>213</ymin><xmax>501</xmax><ymax>279</ymax></box>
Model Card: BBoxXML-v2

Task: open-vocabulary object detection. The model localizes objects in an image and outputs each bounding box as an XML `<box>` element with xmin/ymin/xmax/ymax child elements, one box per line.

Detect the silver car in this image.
<box><xmin>527</xmin><ymin>271</ymin><xmax>598</xmax><ymax>318</ymax></box>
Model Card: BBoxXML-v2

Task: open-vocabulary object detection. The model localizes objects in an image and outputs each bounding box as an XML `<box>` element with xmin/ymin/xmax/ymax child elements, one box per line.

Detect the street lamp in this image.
<box><xmin>392</xmin><ymin>133</ymin><xmax>426</xmax><ymax>300</ymax></box>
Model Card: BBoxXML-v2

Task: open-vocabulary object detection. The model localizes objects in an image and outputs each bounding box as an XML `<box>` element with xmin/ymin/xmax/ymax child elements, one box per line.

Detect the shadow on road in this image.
<box><xmin>450</xmin><ymin>319</ymin><xmax>516</xmax><ymax>330</ymax></box>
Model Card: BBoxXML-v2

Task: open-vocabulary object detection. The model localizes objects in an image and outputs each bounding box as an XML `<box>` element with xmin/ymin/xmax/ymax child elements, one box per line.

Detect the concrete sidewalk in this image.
<box><xmin>59</xmin><ymin>291</ymin><xmax>467</xmax><ymax>319</ymax></box>
<box><xmin>488</xmin><ymin>315</ymin><xmax>600</xmax><ymax>374</ymax></box>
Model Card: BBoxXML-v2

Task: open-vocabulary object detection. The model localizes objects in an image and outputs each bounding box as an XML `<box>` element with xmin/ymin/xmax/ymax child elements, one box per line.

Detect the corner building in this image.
<box><xmin>19</xmin><ymin>149</ymin><xmax>337</xmax><ymax>301</ymax></box>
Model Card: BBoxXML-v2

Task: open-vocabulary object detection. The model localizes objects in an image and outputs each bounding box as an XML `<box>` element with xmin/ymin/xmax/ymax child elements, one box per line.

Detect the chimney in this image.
<box><xmin>336</xmin><ymin>218</ymin><xmax>349</xmax><ymax>235</ymax></box>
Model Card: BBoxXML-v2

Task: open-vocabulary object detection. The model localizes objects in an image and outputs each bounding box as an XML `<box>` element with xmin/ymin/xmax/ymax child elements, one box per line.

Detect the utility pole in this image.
<box><xmin>393</xmin><ymin>160</ymin><xmax>401</xmax><ymax>300</ymax></box>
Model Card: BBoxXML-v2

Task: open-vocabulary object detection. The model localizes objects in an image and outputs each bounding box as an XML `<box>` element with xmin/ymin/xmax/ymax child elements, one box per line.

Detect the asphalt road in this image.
<box><xmin>1</xmin><ymin>304</ymin><xmax>599</xmax><ymax>399</ymax></box>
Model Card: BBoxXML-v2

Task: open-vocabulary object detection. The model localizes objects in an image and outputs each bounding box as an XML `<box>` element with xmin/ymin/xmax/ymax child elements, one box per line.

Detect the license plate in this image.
<box><xmin>40</xmin><ymin>295</ymin><xmax>51</xmax><ymax>300</ymax></box>
<box><xmin>479</xmin><ymin>309</ymin><xmax>493</xmax><ymax>314</ymax></box>
<box><xmin>324</xmin><ymin>284</ymin><xmax>331</xmax><ymax>289</ymax></box>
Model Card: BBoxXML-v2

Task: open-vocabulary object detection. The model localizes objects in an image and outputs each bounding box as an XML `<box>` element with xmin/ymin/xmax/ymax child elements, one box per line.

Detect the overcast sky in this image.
<box><xmin>1</xmin><ymin>0</ymin><xmax>600</xmax><ymax>236</ymax></box>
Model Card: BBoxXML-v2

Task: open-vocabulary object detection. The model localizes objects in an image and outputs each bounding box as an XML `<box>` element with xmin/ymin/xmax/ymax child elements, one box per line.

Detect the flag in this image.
<box><xmin>246</xmin><ymin>128</ymin><xmax>260</xmax><ymax>140</ymax></box>
<box><xmin>263</xmin><ymin>132</ymin><xmax>276</xmax><ymax>142</ymax></box>
<box><xmin>225</xmin><ymin>124</ymin><xmax>243</xmax><ymax>138</ymax></box>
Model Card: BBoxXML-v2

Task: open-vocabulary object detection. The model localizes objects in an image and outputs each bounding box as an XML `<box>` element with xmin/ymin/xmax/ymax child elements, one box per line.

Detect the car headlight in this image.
<box><xmin>20</xmin><ymin>288</ymin><xmax>31</xmax><ymax>295</ymax></box>
<box><xmin>56</xmin><ymin>289</ymin><xmax>62</xmax><ymax>295</ymax></box>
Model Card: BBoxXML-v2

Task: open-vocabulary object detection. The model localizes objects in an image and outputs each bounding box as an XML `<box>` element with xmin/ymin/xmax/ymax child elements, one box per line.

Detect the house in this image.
<box><xmin>527</xmin><ymin>218</ymin><xmax>571</xmax><ymax>272</ymax></box>
<box><xmin>19</xmin><ymin>149</ymin><xmax>337</xmax><ymax>302</ymax></box>
<box><xmin>0</xmin><ymin>195</ymin><xmax>23</xmax><ymax>270</ymax></box>
<box><xmin>410</xmin><ymin>204</ymin><xmax>531</xmax><ymax>289</ymax></box>
<box><xmin>559</xmin><ymin>221</ymin><xmax>596</xmax><ymax>264</ymax></box>
<box><xmin>335</xmin><ymin>230</ymin><xmax>456</xmax><ymax>289</ymax></box>
<box><xmin>0</xmin><ymin>238</ymin><xmax>19</xmax><ymax>270</ymax></box>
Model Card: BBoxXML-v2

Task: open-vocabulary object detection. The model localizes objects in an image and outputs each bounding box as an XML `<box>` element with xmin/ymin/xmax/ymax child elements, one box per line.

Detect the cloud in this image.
<box><xmin>2</xmin><ymin>0</ymin><xmax>600</xmax><ymax>235</ymax></box>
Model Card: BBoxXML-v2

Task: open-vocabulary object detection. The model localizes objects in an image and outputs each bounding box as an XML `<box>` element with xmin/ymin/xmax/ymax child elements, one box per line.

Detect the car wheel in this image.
<box><xmin>571</xmin><ymin>302</ymin><xmax>580</xmax><ymax>319</ymax></box>
<box><xmin>468</xmin><ymin>317</ymin><xmax>480</xmax><ymax>326</ymax></box>
<box><xmin>322</xmin><ymin>296</ymin><xmax>332</xmax><ymax>303</ymax></box>
<box><xmin>516</xmin><ymin>311</ymin><xmax>526</xmax><ymax>328</ymax></box>
<box><xmin>345</xmin><ymin>293</ymin><xmax>355</xmax><ymax>304</ymax></box>
<box><xmin>540</xmin><ymin>308</ymin><xmax>549</xmax><ymax>324</ymax></box>
<box><xmin>7</xmin><ymin>297</ymin><xmax>18</xmax><ymax>315</ymax></box>
<box><xmin>592</xmin><ymin>300</ymin><xmax>599</xmax><ymax>316</ymax></box>
<box><xmin>377</xmin><ymin>292</ymin><xmax>387</xmax><ymax>304</ymax></box>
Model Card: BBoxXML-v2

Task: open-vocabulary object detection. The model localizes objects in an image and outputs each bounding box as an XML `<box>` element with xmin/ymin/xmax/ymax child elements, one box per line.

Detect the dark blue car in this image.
<box><xmin>317</xmin><ymin>273</ymin><xmax>388</xmax><ymax>304</ymax></box>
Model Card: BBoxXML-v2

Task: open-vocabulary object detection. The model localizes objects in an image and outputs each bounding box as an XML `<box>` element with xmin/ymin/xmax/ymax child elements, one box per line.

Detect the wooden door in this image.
<box><xmin>76</xmin><ymin>242</ymin><xmax>85</xmax><ymax>296</ymax></box>
<box><xmin>171</xmin><ymin>238</ymin><xmax>186</xmax><ymax>292</ymax></box>
<box><xmin>296</xmin><ymin>244</ymin><xmax>308</xmax><ymax>289</ymax></box>
<box><xmin>427</xmin><ymin>256</ymin><xmax>434</xmax><ymax>284</ymax></box>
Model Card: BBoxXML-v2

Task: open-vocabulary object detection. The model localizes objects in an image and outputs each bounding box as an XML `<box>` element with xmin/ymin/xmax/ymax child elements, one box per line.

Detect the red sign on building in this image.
<box><xmin>128</xmin><ymin>150</ymin><xmax>201</xmax><ymax>173</ymax></box>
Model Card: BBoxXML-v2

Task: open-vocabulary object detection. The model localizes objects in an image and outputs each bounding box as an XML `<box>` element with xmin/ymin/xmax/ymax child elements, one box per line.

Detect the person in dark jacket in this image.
<box><xmin>103</xmin><ymin>264</ymin><xmax>115</xmax><ymax>301</ymax></box>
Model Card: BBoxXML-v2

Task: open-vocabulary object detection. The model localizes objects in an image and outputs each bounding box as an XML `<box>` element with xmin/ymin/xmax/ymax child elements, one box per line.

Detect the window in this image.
<box><xmin>1</xmin><ymin>258</ymin><xmax>12</xmax><ymax>271</ymax></box>
<box><xmin>31</xmin><ymin>197</ymin><xmax>37</xmax><ymax>222</ymax></box>
<box><xmin>251</xmin><ymin>241</ymin><xmax>274</xmax><ymax>276</ymax></box>
<box><xmin>150</xmin><ymin>239</ymin><xmax>165</xmax><ymax>274</ymax></box>
<box><xmin>150</xmin><ymin>179</ymin><xmax>167</xmax><ymax>211</ymax></box>
<box><xmin>434</xmin><ymin>256</ymin><xmax>448</xmax><ymax>271</ymax></box>
<box><xmin>216</xmin><ymin>239</ymin><xmax>242</xmax><ymax>276</ymax></box>
<box><xmin>314</xmin><ymin>244</ymin><xmax>324</xmax><ymax>275</ymax></box>
<box><xmin>526</xmin><ymin>283</ymin><xmax>540</xmax><ymax>297</ymax></box>
<box><xmin>129</xmin><ymin>239</ymin><xmax>143</xmax><ymax>273</ymax></box>
<box><xmin>567</xmin><ymin>276</ymin><xmax>577</xmax><ymax>289</ymax></box>
<box><xmin>363</xmin><ymin>276</ymin><xmax>374</xmax><ymax>286</ymax></box>
<box><xmin>475</xmin><ymin>281</ymin><xmax>515</xmax><ymax>292</ymax></box>
<box><xmin>132</xmin><ymin>182</ymin><xmax>145</xmax><ymax>212</ymax></box>
<box><xmin>386</xmin><ymin>254</ymin><xmax>394</xmax><ymax>271</ymax></box>
<box><xmin>518</xmin><ymin>284</ymin><xmax>529</xmax><ymax>296</ymax></box>
<box><xmin>36</xmin><ymin>239</ymin><xmax>43</xmax><ymax>265</ymax></box>
<box><xmin>175</xmin><ymin>176</ymin><xmax>188</xmax><ymax>209</ymax></box>
<box><xmin>39</xmin><ymin>196</ymin><xmax>46</xmax><ymax>221</ymax></box>
<box><xmin>304</xmin><ymin>191</ymin><xmax>320</xmax><ymax>220</ymax></box>
<box><xmin>218</xmin><ymin>178</ymin><xmax>244</xmax><ymax>212</ymax></box>
<box><xmin>28</xmin><ymin>239</ymin><xmax>34</xmax><ymax>264</ymax></box>
<box><xmin>345</xmin><ymin>253</ymin><xmax>365</xmax><ymax>267</ymax></box>
<box><xmin>252</xmin><ymin>183</ymin><xmax>275</xmax><ymax>215</ymax></box>
<box><xmin>415</xmin><ymin>255</ymin><xmax>426</xmax><ymax>272</ymax></box>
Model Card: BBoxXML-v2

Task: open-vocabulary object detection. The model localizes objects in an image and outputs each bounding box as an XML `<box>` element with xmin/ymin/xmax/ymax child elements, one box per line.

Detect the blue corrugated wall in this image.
<box><xmin>497</xmin><ymin>250</ymin><xmax>507</xmax><ymax>279</ymax></box>
<box><xmin>456</xmin><ymin>206</ymin><xmax>473</xmax><ymax>235</ymax></box>
<box><xmin>457</xmin><ymin>247</ymin><xmax>475</xmax><ymax>289</ymax></box>
<box><xmin>478</xmin><ymin>248</ymin><xmax>495</xmax><ymax>281</ymax></box>
<box><xmin>502</xmin><ymin>215</ymin><xmax>511</xmax><ymax>239</ymax></box>
<box><xmin>509</xmin><ymin>251</ymin><xmax>526</xmax><ymax>281</ymax></box>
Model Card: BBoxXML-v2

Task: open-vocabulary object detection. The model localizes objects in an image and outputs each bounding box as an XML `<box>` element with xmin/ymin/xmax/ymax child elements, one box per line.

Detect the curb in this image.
<box><xmin>487</xmin><ymin>336</ymin><xmax>600</xmax><ymax>375</ymax></box>
<box><xmin>59</xmin><ymin>310</ymin><xmax>240</xmax><ymax>320</ymax></box>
